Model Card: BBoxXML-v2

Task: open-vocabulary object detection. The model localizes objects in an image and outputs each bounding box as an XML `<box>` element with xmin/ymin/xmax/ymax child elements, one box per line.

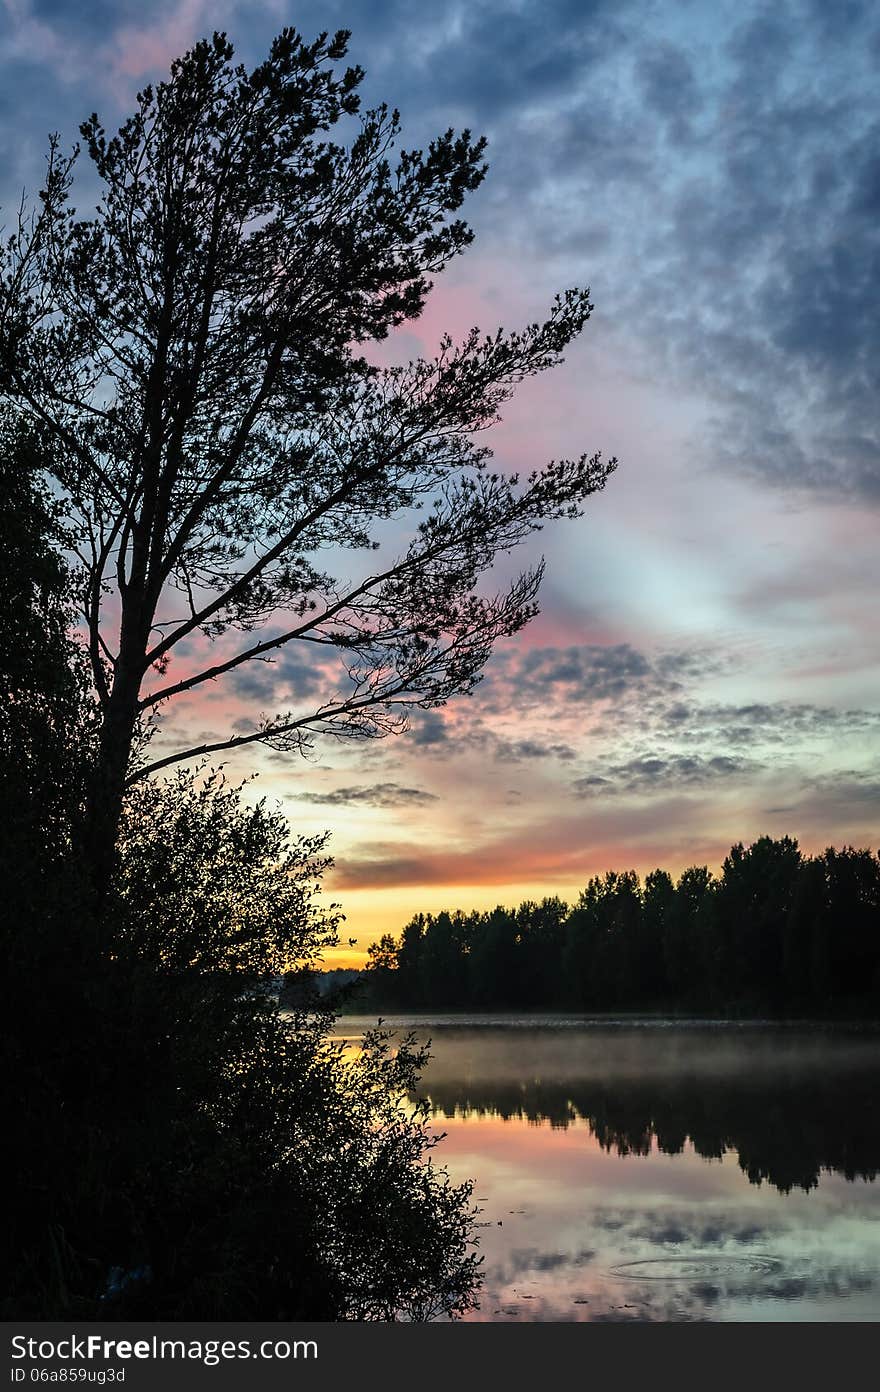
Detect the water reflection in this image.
<box><xmin>336</xmin><ymin>1019</ymin><xmax>880</xmax><ymax>1320</ymax></box>
<box><xmin>416</xmin><ymin>1025</ymin><xmax>880</xmax><ymax>1192</ymax></box>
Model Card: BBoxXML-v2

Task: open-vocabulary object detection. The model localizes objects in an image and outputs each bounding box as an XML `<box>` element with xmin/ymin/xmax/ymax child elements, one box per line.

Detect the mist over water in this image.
<box><xmin>335</xmin><ymin>1018</ymin><xmax>880</xmax><ymax>1320</ymax></box>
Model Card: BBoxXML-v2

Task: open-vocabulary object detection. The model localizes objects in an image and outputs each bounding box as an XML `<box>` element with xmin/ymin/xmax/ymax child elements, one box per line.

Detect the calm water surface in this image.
<box><xmin>335</xmin><ymin>1016</ymin><xmax>880</xmax><ymax>1321</ymax></box>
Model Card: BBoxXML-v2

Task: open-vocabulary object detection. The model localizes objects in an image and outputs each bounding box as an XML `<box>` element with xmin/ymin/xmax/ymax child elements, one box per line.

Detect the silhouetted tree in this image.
<box><xmin>516</xmin><ymin>896</ymin><xmax>568</xmax><ymax>1007</ymax></box>
<box><xmin>669</xmin><ymin>865</ymin><xmax>716</xmax><ymax>1003</ymax></box>
<box><xmin>5</xmin><ymin>761</ymin><xmax>482</xmax><ymax>1318</ymax></box>
<box><xmin>563</xmin><ymin>872</ymin><xmax>642</xmax><ymax>1007</ymax></box>
<box><xmin>819</xmin><ymin>846</ymin><xmax>880</xmax><ymax>1002</ymax></box>
<box><xmin>1</xmin><ymin>424</ymin><xmax>97</xmax><ymax>1311</ymax></box>
<box><xmin>364</xmin><ymin>933</ymin><xmax>404</xmax><ymax>1007</ymax></box>
<box><xmin>110</xmin><ymin>773</ymin><xmax>480</xmax><ymax>1319</ymax></box>
<box><xmin>468</xmin><ymin>906</ymin><xmax>518</xmax><ymax>1007</ymax></box>
<box><xmin>0</xmin><ymin>26</ymin><xmax>615</xmax><ymax>904</ymax></box>
<box><xmin>421</xmin><ymin>910</ymin><xmax>469</xmax><ymax>1007</ymax></box>
<box><xmin>561</xmin><ymin>892</ymin><xmax>593</xmax><ymax>1009</ymax></box>
<box><xmin>605</xmin><ymin>871</ymin><xmax>643</xmax><ymax>1003</ymax></box>
<box><xmin>2</xmin><ymin>426</ymin><xmax>480</xmax><ymax>1321</ymax></box>
<box><xmin>397</xmin><ymin>914</ymin><xmax>428</xmax><ymax>1007</ymax></box>
<box><xmin>639</xmin><ymin>869</ymin><xmax>673</xmax><ymax>1002</ymax></box>
<box><xmin>785</xmin><ymin>853</ymin><xmax>829</xmax><ymax>1005</ymax></box>
<box><xmin>0</xmin><ymin>417</ymin><xmax>94</xmax><ymax>908</ymax></box>
<box><xmin>717</xmin><ymin>836</ymin><xmax>802</xmax><ymax>1006</ymax></box>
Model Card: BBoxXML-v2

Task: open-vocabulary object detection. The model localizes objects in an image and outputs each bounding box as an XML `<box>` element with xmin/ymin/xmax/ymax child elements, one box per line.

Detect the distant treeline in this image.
<box><xmin>359</xmin><ymin>837</ymin><xmax>880</xmax><ymax>1015</ymax></box>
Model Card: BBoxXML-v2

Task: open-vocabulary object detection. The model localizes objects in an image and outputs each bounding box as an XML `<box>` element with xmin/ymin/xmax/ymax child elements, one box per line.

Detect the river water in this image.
<box><xmin>334</xmin><ymin>1016</ymin><xmax>880</xmax><ymax>1321</ymax></box>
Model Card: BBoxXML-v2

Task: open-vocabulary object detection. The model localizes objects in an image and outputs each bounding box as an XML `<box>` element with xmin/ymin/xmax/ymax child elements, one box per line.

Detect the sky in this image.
<box><xmin>2</xmin><ymin>0</ymin><xmax>879</xmax><ymax>964</ymax></box>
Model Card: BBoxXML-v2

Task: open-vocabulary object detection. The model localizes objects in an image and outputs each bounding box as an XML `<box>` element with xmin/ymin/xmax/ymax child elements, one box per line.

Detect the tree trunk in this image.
<box><xmin>82</xmin><ymin>662</ymin><xmax>141</xmax><ymax>917</ymax></box>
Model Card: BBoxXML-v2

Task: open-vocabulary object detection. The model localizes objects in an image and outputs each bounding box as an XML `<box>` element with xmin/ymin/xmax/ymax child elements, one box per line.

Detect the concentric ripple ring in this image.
<box><xmin>610</xmin><ymin>1254</ymin><xmax>784</xmax><ymax>1281</ymax></box>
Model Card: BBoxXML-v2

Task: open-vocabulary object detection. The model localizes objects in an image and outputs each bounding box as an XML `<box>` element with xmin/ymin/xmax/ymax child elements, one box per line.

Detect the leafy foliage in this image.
<box><xmin>0</xmin><ymin>417</ymin><xmax>95</xmax><ymax>880</ymax></box>
<box><xmin>1</xmin><ymin>439</ymin><xmax>480</xmax><ymax>1321</ymax></box>
<box><xmin>115</xmin><ymin>769</ymin><xmax>339</xmax><ymax>977</ymax></box>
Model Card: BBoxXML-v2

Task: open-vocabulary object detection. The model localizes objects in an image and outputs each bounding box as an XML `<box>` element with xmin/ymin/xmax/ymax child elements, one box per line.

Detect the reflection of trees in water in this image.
<box><xmin>416</xmin><ymin>1031</ymin><xmax>880</xmax><ymax>1193</ymax></box>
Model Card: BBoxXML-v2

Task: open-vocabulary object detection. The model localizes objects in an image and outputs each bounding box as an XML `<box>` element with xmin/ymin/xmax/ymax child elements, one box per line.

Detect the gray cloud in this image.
<box><xmin>406</xmin><ymin>710</ymin><xmax>451</xmax><ymax>747</ymax></box>
<box><xmin>6</xmin><ymin>0</ymin><xmax>877</xmax><ymax>506</ymax></box>
<box><xmin>767</xmin><ymin>767</ymin><xmax>880</xmax><ymax>825</ymax></box>
<box><xmin>480</xmin><ymin>643</ymin><xmax>716</xmax><ymax>716</ymax></box>
<box><xmin>292</xmin><ymin>782</ymin><xmax>438</xmax><ymax>809</ymax></box>
<box><xmin>571</xmin><ymin>696</ymin><xmax>880</xmax><ymax>799</ymax></box>
<box><xmin>574</xmin><ymin>752</ymin><xmax>755</xmax><ymax>797</ymax></box>
<box><xmin>492</xmin><ymin>737</ymin><xmax>578</xmax><ymax>763</ymax></box>
<box><xmin>654</xmin><ymin>700</ymin><xmax>880</xmax><ymax>748</ymax></box>
<box><xmin>628</xmin><ymin>8</ymin><xmax>880</xmax><ymax>501</ymax></box>
<box><xmin>224</xmin><ymin>642</ymin><xmax>332</xmax><ymax>706</ymax></box>
<box><xmin>360</xmin><ymin>0</ymin><xmax>880</xmax><ymax>504</ymax></box>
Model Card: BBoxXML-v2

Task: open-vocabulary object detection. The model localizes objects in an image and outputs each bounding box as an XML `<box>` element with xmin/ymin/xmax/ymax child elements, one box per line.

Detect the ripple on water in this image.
<box><xmin>610</xmin><ymin>1254</ymin><xmax>785</xmax><ymax>1281</ymax></box>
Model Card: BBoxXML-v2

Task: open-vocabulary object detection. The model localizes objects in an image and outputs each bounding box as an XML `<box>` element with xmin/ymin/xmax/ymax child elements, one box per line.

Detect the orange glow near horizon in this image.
<box><xmin>320</xmin><ymin>853</ymin><xmax>721</xmax><ymax>968</ymax></box>
<box><xmin>320</xmin><ymin>882</ymin><xmax>592</xmax><ymax>969</ymax></box>
<box><xmin>318</xmin><ymin>819</ymin><xmax>880</xmax><ymax>969</ymax></box>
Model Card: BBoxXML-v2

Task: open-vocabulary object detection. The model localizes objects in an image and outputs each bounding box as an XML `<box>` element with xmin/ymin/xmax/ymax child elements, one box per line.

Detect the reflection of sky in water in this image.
<box><xmin>335</xmin><ymin>1019</ymin><xmax>880</xmax><ymax>1321</ymax></box>
<box><xmin>439</xmin><ymin>1119</ymin><xmax>880</xmax><ymax>1321</ymax></box>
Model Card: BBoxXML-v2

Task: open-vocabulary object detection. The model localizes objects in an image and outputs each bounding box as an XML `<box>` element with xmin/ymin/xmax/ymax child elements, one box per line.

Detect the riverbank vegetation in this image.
<box><xmin>1</xmin><ymin>425</ymin><xmax>479</xmax><ymax>1321</ymax></box>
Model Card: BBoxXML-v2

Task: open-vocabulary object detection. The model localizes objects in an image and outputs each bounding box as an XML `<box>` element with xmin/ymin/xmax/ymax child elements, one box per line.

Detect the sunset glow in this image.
<box><xmin>3</xmin><ymin>0</ymin><xmax>878</xmax><ymax>967</ymax></box>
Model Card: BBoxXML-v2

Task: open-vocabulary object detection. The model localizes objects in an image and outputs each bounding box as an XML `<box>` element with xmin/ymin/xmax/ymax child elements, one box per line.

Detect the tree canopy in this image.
<box><xmin>0</xmin><ymin>26</ymin><xmax>614</xmax><ymax>894</ymax></box>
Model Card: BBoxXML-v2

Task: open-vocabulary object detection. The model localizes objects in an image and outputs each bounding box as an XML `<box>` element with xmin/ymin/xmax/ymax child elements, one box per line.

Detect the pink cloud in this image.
<box><xmin>106</xmin><ymin>0</ymin><xmax>230</xmax><ymax>81</ymax></box>
<box><xmin>327</xmin><ymin>799</ymin><xmax>739</xmax><ymax>892</ymax></box>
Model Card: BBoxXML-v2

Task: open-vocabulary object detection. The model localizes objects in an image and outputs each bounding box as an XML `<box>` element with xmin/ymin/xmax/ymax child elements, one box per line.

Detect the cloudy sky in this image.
<box><xmin>3</xmin><ymin>0</ymin><xmax>879</xmax><ymax>962</ymax></box>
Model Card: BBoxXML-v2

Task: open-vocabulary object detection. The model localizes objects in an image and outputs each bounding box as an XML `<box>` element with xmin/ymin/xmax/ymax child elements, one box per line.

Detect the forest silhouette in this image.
<box><xmin>360</xmin><ymin>842</ymin><xmax>880</xmax><ymax>1015</ymax></box>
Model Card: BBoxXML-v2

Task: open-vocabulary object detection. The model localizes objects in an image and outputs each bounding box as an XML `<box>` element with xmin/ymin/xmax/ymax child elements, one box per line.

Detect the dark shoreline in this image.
<box><xmin>329</xmin><ymin>1010</ymin><xmax>880</xmax><ymax>1030</ymax></box>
